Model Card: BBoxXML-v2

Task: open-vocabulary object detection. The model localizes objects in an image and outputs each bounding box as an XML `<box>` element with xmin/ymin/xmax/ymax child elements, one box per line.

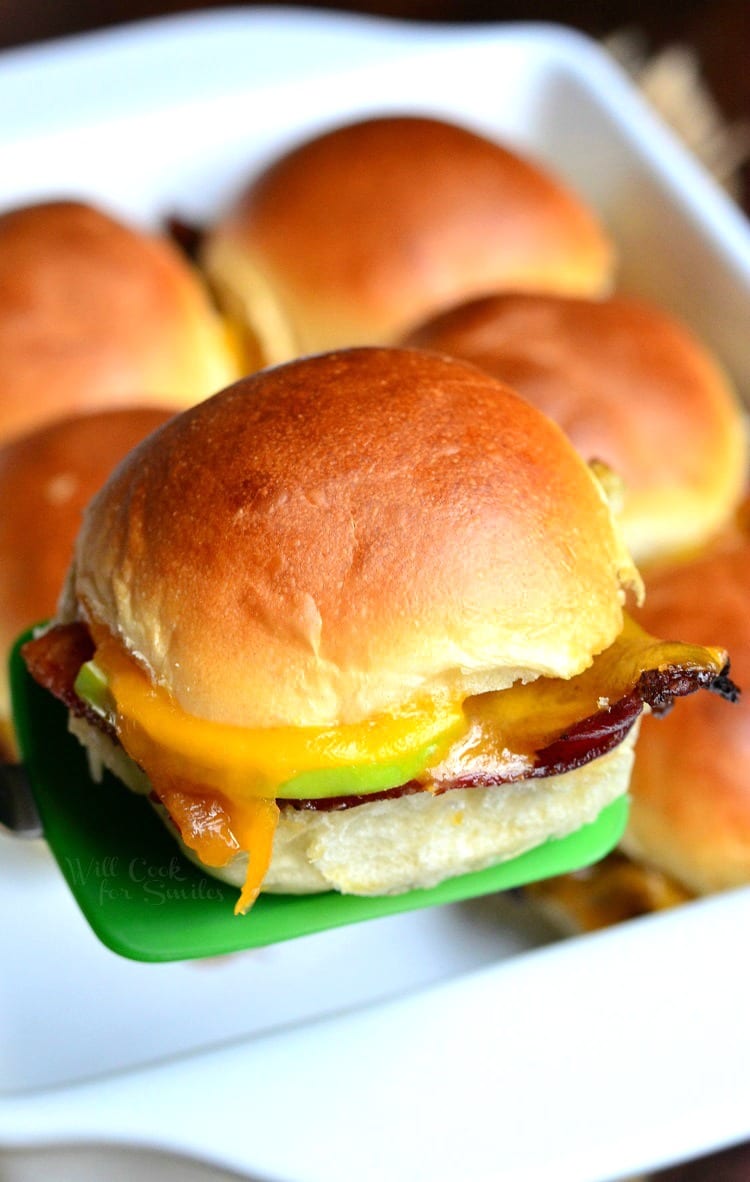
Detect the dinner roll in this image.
<box><xmin>623</xmin><ymin>511</ymin><xmax>750</xmax><ymax>894</ymax></box>
<box><xmin>0</xmin><ymin>406</ymin><xmax>172</xmax><ymax>759</ymax></box>
<box><xmin>0</xmin><ymin>200</ymin><xmax>242</xmax><ymax>444</ymax></box>
<box><xmin>404</xmin><ymin>292</ymin><xmax>748</xmax><ymax>563</ymax></box>
<box><xmin>202</xmin><ymin>115</ymin><xmax>615</xmax><ymax>366</ymax></box>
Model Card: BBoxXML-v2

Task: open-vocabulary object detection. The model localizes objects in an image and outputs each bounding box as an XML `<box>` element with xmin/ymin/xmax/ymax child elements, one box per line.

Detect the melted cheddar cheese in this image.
<box><xmin>91</xmin><ymin>634</ymin><xmax>465</xmax><ymax>913</ymax></box>
<box><xmin>85</xmin><ymin>619</ymin><xmax>727</xmax><ymax>913</ymax></box>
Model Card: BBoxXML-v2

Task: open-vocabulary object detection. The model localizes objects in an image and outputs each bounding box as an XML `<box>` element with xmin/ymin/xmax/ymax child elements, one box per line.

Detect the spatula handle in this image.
<box><xmin>0</xmin><ymin>762</ymin><xmax>42</xmax><ymax>838</ymax></box>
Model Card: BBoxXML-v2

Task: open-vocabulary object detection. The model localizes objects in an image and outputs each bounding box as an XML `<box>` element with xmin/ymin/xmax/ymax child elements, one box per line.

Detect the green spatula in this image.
<box><xmin>9</xmin><ymin>633</ymin><xmax>628</xmax><ymax>963</ymax></box>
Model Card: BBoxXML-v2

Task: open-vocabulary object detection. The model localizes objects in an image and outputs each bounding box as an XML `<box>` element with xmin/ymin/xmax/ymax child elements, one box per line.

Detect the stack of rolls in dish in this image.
<box><xmin>6</xmin><ymin>111</ymin><xmax>747</xmax><ymax>918</ymax></box>
<box><xmin>0</xmin><ymin>199</ymin><xmax>244</xmax><ymax>758</ymax></box>
<box><xmin>1</xmin><ymin>115</ymin><xmax>616</xmax><ymax>764</ymax></box>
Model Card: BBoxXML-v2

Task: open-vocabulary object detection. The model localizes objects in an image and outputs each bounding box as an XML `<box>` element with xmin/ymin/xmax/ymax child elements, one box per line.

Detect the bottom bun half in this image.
<box><xmin>69</xmin><ymin>714</ymin><xmax>637</xmax><ymax>898</ymax></box>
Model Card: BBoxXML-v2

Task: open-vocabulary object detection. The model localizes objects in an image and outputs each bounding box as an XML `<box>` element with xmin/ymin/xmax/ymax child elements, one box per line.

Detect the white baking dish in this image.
<box><xmin>1</xmin><ymin>9</ymin><xmax>749</xmax><ymax>1180</ymax></box>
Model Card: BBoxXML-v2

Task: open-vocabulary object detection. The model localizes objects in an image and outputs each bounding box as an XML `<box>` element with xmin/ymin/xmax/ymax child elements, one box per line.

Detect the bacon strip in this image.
<box><xmin>637</xmin><ymin>662</ymin><xmax>739</xmax><ymax>713</ymax></box>
<box><xmin>22</xmin><ymin>620</ymin><xmax>740</xmax><ymax>814</ymax></box>
<box><xmin>21</xmin><ymin>622</ymin><xmax>117</xmax><ymax>738</ymax></box>
<box><xmin>22</xmin><ymin>622</ymin><xmax>94</xmax><ymax>708</ymax></box>
<box><xmin>288</xmin><ymin>692</ymin><xmax>644</xmax><ymax>810</ymax></box>
<box><xmin>286</xmin><ymin>661</ymin><xmax>739</xmax><ymax>810</ymax></box>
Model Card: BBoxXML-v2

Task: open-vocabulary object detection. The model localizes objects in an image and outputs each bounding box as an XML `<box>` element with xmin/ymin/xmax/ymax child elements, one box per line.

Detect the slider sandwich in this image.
<box><xmin>21</xmin><ymin>349</ymin><xmax>738</xmax><ymax>913</ymax></box>
<box><xmin>0</xmin><ymin>201</ymin><xmax>241</xmax><ymax>444</ymax></box>
<box><xmin>202</xmin><ymin>115</ymin><xmax>615</xmax><ymax>367</ymax></box>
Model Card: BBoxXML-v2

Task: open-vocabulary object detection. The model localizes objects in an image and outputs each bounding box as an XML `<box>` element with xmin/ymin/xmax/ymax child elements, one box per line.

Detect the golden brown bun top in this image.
<box><xmin>0</xmin><ymin>406</ymin><xmax>173</xmax><ymax>756</ymax></box>
<box><xmin>68</xmin><ymin>348</ymin><xmax>640</xmax><ymax>729</ymax></box>
<box><xmin>202</xmin><ymin>115</ymin><xmax>615</xmax><ymax>363</ymax></box>
<box><xmin>626</xmin><ymin>510</ymin><xmax>750</xmax><ymax>893</ymax></box>
<box><xmin>0</xmin><ymin>200</ymin><xmax>241</xmax><ymax>444</ymax></box>
<box><xmin>404</xmin><ymin>292</ymin><xmax>748</xmax><ymax>563</ymax></box>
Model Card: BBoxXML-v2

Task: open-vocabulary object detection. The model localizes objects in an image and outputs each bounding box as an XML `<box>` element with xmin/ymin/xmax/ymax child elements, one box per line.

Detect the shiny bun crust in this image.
<box><xmin>404</xmin><ymin>293</ymin><xmax>748</xmax><ymax>564</ymax></box>
<box><xmin>0</xmin><ymin>201</ymin><xmax>241</xmax><ymax>443</ymax></box>
<box><xmin>0</xmin><ymin>407</ymin><xmax>173</xmax><ymax>758</ymax></box>
<box><xmin>70</xmin><ymin>713</ymin><xmax>638</xmax><ymax>896</ymax></box>
<box><xmin>624</xmin><ymin>525</ymin><xmax>750</xmax><ymax>894</ymax></box>
<box><xmin>67</xmin><ymin>348</ymin><xmax>639</xmax><ymax>729</ymax></box>
<box><xmin>202</xmin><ymin>115</ymin><xmax>615</xmax><ymax>365</ymax></box>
